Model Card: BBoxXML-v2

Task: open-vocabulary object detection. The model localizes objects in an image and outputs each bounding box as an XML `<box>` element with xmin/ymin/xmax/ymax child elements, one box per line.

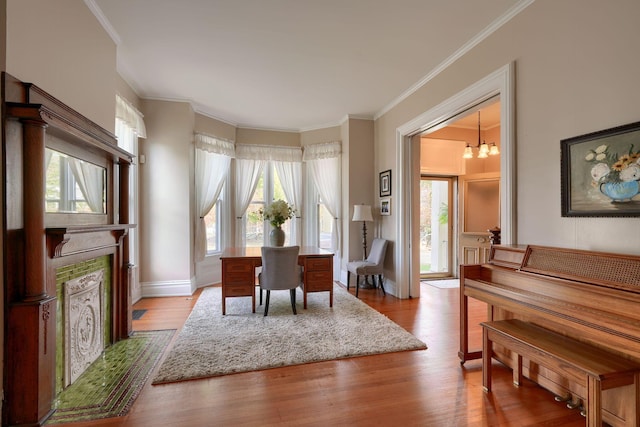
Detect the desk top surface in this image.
<box><xmin>221</xmin><ymin>246</ymin><xmax>333</xmax><ymax>259</ymax></box>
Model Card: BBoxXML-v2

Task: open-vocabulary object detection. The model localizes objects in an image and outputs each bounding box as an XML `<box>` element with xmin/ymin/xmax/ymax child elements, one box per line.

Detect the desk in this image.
<box><xmin>220</xmin><ymin>246</ymin><xmax>334</xmax><ymax>315</ymax></box>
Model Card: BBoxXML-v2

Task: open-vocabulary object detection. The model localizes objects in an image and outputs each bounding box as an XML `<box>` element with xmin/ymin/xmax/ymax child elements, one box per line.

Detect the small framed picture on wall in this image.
<box><xmin>379</xmin><ymin>169</ymin><xmax>391</xmax><ymax>197</ymax></box>
<box><xmin>380</xmin><ymin>198</ymin><xmax>391</xmax><ymax>216</ymax></box>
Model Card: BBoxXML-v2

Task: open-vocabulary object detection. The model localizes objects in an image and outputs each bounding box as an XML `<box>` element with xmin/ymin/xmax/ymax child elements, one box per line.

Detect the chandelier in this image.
<box><xmin>463</xmin><ymin>111</ymin><xmax>500</xmax><ymax>159</ymax></box>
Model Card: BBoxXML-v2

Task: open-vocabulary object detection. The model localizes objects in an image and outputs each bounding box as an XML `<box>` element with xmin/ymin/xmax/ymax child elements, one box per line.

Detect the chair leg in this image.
<box><xmin>290</xmin><ymin>289</ymin><xmax>297</xmax><ymax>315</ymax></box>
<box><xmin>264</xmin><ymin>290</ymin><xmax>270</xmax><ymax>316</ymax></box>
<box><xmin>378</xmin><ymin>274</ymin><xmax>386</xmax><ymax>295</ymax></box>
<box><xmin>347</xmin><ymin>272</ymin><xmax>351</xmax><ymax>290</ymax></box>
<box><xmin>356</xmin><ymin>275</ymin><xmax>360</xmax><ymax>298</ymax></box>
<box><xmin>259</xmin><ymin>288</ymin><xmax>263</xmax><ymax>305</ymax></box>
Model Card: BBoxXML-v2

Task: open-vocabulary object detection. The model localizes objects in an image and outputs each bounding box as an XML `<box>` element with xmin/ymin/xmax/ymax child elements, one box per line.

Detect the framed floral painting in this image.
<box><xmin>561</xmin><ymin>120</ymin><xmax>640</xmax><ymax>217</ymax></box>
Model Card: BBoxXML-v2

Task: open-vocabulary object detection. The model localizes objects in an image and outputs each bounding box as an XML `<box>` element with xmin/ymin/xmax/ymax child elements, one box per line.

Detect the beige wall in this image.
<box><xmin>195</xmin><ymin>113</ymin><xmax>236</xmax><ymax>142</ymax></box>
<box><xmin>116</xmin><ymin>74</ymin><xmax>142</xmax><ymax>110</ymax></box>
<box><xmin>139</xmin><ymin>100</ymin><xmax>196</xmax><ymax>292</ymax></box>
<box><xmin>375</xmin><ymin>0</ymin><xmax>640</xmax><ymax>256</ymax></box>
<box><xmin>301</xmin><ymin>126</ymin><xmax>341</xmax><ymax>146</ymax></box>
<box><xmin>5</xmin><ymin>0</ymin><xmax>116</xmax><ymax>131</ymax></box>
<box><xmin>343</xmin><ymin>118</ymin><xmax>375</xmax><ymax>268</ymax></box>
<box><xmin>237</xmin><ymin>127</ymin><xmax>300</xmax><ymax>146</ymax></box>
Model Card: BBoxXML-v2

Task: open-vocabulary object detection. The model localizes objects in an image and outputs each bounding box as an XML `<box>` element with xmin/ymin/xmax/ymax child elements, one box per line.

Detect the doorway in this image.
<box><xmin>395</xmin><ymin>63</ymin><xmax>515</xmax><ymax>299</ymax></box>
<box><xmin>419</xmin><ymin>176</ymin><xmax>454</xmax><ymax>278</ymax></box>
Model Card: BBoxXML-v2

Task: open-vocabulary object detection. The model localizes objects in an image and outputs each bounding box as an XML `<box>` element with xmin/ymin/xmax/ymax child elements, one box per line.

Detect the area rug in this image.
<box><xmin>423</xmin><ymin>279</ymin><xmax>460</xmax><ymax>289</ymax></box>
<box><xmin>45</xmin><ymin>329</ymin><xmax>175</xmax><ymax>425</ymax></box>
<box><xmin>152</xmin><ymin>285</ymin><xmax>426</xmax><ymax>384</ymax></box>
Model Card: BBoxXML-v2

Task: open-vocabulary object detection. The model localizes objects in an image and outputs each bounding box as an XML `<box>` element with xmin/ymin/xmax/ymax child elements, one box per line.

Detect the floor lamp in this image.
<box><xmin>352</xmin><ymin>204</ymin><xmax>374</xmax><ymax>288</ymax></box>
<box><xmin>352</xmin><ymin>204</ymin><xmax>373</xmax><ymax>260</ymax></box>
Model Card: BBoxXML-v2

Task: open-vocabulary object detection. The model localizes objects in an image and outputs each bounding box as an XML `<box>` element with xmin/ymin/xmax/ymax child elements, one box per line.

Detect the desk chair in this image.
<box><xmin>346</xmin><ymin>238</ymin><xmax>388</xmax><ymax>297</ymax></box>
<box><xmin>259</xmin><ymin>246</ymin><xmax>302</xmax><ymax>316</ymax></box>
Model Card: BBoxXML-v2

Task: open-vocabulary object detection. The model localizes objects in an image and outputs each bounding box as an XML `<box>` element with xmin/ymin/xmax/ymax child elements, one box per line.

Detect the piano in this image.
<box><xmin>459</xmin><ymin>244</ymin><xmax>640</xmax><ymax>426</ymax></box>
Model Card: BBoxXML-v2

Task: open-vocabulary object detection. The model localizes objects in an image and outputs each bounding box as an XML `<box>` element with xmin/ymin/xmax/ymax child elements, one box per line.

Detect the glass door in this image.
<box><xmin>420</xmin><ymin>176</ymin><xmax>454</xmax><ymax>278</ymax></box>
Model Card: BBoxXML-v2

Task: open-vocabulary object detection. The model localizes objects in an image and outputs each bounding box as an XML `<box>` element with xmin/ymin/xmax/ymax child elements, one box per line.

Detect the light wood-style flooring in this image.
<box><xmin>67</xmin><ymin>282</ymin><xmax>586</xmax><ymax>426</ymax></box>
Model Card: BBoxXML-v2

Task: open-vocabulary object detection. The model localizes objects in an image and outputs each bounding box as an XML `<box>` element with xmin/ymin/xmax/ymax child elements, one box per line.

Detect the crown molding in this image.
<box><xmin>374</xmin><ymin>0</ymin><xmax>534</xmax><ymax>121</ymax></box>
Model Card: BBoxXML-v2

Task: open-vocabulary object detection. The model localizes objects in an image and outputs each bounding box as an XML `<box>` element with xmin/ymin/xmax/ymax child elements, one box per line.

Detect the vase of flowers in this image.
<box><xmin>259</xmin><ymin>199</ymin><xmax>295</xmax><ymax>246</ymax></box>
<box><xmin>586</xmin><ymin>143</ymin><xmax>640</xmax><ymax>202</ymax></box>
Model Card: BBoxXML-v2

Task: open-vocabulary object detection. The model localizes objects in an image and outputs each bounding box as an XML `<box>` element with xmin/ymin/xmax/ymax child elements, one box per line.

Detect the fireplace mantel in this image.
<box><xmin>2</xmin><ymin>73</ymin><xmax>134</xmax><ymax>427</ymax></box>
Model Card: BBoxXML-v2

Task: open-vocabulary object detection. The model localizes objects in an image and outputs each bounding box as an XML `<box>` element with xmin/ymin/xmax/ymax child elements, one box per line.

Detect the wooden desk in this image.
<box><xmin>220</xmin><ymin>246</ymin><xmax>334</xmax><ymax>315</ymax></box>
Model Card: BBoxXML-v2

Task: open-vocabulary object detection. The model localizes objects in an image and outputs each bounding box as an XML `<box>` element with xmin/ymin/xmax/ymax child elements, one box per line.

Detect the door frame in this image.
<box><xmin>419</xmin><ymin>175</ymin><xmax>456</xmax><ymax>279</ymax></box>
<box><xmin>395</xmin><ymin>63</ymin><xmax>516</xmax><ymax>298</ymax></box>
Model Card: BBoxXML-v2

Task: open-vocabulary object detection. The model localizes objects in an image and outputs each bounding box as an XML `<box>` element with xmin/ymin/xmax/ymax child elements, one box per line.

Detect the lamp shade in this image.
<box><xmin>352</xmin><ymin>204</ymin><xmax>373</xmax><ymax>222</ymax></box>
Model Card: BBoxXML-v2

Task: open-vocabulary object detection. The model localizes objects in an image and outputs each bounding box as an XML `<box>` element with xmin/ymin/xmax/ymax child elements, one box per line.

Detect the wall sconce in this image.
<box><xmin>463</xmin><ymin>111</ymin><xmax>500</xmax><ymax>159</ymax></box>
<box><xmin>352</xmin><ymin>204</ymin><xmax>373</xmax><ymax>260</ymax></box>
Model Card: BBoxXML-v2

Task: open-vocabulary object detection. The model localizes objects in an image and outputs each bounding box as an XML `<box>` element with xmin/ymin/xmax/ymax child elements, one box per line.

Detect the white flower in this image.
<box><xmin>595</xmin><ymin>153</ymin><xmax>607</xmax><ymax>161</ymax></box>
<box><xmin>590</xmin><ymin>163</ymin><xmax>610</xmax><ymax>182</ymax></box>
<box><xmin>595</xmin><ymin>144</ymin><xmax>608</xmax><ymax>154</ymax></box>
<box><xmin>585</xmin><ymin>152</ymin><xmax>595</xmax><ymax>161</ymax></box>
<box><xmin>260</xmin><ymin>199</ymin><xmax>295</xmax><ymax>228</ymax></box>
<box><xmin>619</xmin><ymin>164</ymin><xmax>640</xmax><ymax>182</ymax></box>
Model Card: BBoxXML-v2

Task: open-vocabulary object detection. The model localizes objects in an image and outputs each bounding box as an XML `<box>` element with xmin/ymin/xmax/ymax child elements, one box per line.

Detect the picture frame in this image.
<box><xmin>380</xmin><ymin>197</ymin><xmax>391</xmax><ymax>216</ymax></box>
<box><xmin>561</xmin><ymin>120</ymin><xmax>640</xmax><ymax>217</ymax></box>
<box><xmin>379</xmin><ymin>169</ymin><xmax>391</xmax><ymax>197</ymax></box>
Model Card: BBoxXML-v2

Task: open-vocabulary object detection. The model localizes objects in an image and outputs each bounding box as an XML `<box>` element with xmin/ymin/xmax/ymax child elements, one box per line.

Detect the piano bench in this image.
<box><xmin>481</xmin><ymin>319</ymin><xmax>640</xmax><ymax>427</ymax></box>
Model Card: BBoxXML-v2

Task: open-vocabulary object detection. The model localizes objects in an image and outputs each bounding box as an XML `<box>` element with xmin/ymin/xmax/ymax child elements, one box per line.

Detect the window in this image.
<box><xmin>203</xmin><ymin>185</ymin><xmax>225</xmax><ymax>253</ymax></box>
<box><xmin>317</xmin><ymin>198</ymin><xmax>332</xmax><ymax>250</ymax></box>
<box><xmin>245</xmin><ymin>163</ymin><xmax>293</xmax><ymax>247</ymax></box>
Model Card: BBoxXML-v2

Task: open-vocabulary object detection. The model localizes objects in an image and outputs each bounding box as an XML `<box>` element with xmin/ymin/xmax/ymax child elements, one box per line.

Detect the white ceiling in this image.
<box><xmin>90</xmin><ymin>0</ymin><xmax>525</xmax><ymax>132</ymax></box>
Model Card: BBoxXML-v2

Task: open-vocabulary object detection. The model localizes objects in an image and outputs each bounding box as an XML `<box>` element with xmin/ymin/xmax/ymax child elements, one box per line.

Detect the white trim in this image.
<box><xmin>376</xmin><ymin>0</ymin><xmax>533</xmax><ymax>120</ymax></box>
<box><xmin>84</xmin><ymin>0</ymin><xmax>121</xmax><ymax>45</ymax></box>
<box><xmin>140</xmin><ymin>278</ymin><xmax>196</xmax><ymax>297</ymax></box>
<box><xmin>395</xmin><ymin>63</ymin><xmax>516</xmax><ymax>299</ymax></box>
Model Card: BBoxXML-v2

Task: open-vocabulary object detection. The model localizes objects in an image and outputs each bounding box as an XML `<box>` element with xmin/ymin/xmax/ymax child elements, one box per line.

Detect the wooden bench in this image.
<box><xmin>481</xmin><ymin>319</ymin><xmax>640</xmax><ymax>427</ymax></box>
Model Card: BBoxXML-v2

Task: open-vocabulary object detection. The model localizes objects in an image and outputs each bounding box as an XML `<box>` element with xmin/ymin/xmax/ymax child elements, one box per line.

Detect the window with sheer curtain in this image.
<box><xmin>303</xmin><ymin>141</ymin><xmax>342</xmax><ymax>254</ymax></box>
<box><xmin>234</xmin><ymin>144</ymin><xmax>302</xmax><ymax>247</ymax></box>
<box><xmin>115</xmin><ymin>95</ymin><xmax>146</xmax><ymax>266</ymax></box>
<box><xmin>195</xmin><ymin>134</ymin><xmax>234</xmax><ymax>259</ymax></box>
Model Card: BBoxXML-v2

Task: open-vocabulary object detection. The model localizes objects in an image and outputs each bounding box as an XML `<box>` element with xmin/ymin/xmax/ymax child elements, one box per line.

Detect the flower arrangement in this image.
<box><xmin>585</xmin><ymin>144</ymin><xmax>640</xmax><ymax>184</ymax></box>
<box><xmin>259</xmin><ymin>199</ymin><xmax>295</xmax><ymax>228</ymax></box>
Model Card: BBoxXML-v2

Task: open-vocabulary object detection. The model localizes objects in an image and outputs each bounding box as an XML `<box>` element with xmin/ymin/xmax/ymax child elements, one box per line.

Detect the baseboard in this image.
<box><xmin>140</xmin><ymin>278</ymin><xmax>196</xmax><ymax>297</ymax></box>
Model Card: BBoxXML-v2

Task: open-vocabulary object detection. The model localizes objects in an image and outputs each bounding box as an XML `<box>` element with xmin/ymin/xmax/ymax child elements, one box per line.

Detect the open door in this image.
<box><xmin>419</xmin><ymin>176</ymin><xmax>454</xmax><ymax>278</ymax></box>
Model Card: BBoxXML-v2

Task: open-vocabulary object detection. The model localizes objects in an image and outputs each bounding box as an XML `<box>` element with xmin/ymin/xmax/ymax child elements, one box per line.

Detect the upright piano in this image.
<box><xmin>459</xmin><ymin>244</ymin><xmax>640</xmax><ymax>426</ymax></box>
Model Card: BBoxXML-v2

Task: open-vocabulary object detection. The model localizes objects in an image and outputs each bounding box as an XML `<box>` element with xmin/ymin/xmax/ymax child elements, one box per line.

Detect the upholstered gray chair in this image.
<box><xmin>259</xmin><ymin>246</ymin><xmax>302</xmax><ymax>316</ymax></box>
<box><xmin>346</xmin><ymin>238</ymin><xmax>388</xmax><ymax>297</ymax></box>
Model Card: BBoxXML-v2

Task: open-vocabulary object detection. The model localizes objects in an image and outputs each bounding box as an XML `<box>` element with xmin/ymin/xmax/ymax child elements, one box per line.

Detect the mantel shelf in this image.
<box><xmin>46</xmin><ymin>224</ymin><xmax>135</xmax><ymax>259</ymax></box>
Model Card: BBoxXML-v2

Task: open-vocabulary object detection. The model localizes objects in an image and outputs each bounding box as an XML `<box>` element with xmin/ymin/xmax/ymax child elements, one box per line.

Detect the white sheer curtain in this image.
<box><xmin>116</xmin><ymin>94</ymin><xmax>147</xmax><ymax>138</ymax></box>
<box><xmin>68</xmin><ymin>158</ymin><xmax>104</xmax><ymax>213</ymax></box>
<box><xmin>235</xmin><ymin>144</ymin><xmax>302</xmax><ymax>246</ymax></box>
<box><xmin>303</xmin><ymin>141</ymin><xmax>342</xmax><ymax>252</ymax></box>
<box><xmin>272</xmin><ymin>146</ymin><xmax>302</xmax><ymax>245</ymax></box>
<box><xmin>235</xmin><ymin>145</ymin><xmax>266</xmax><ymax>246</ymax></box>
<box><xmin>195</xmin><ymin>134</ymin><xmax>234</xmax><ymax>261</ymax></box>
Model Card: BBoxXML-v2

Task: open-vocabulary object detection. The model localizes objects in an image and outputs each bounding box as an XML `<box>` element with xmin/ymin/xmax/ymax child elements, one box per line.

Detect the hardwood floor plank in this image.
<box><xmin>61</xmin><ymin>283</ymin><xmax>586</xmax><ymax>426</ymax></box>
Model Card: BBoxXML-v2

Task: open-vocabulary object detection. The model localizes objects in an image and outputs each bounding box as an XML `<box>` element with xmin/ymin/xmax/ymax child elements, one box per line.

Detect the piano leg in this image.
<box><xmin>482</xmin><ymin>327</ymin><xmax>492</xmax><ymax>392</ymax></box>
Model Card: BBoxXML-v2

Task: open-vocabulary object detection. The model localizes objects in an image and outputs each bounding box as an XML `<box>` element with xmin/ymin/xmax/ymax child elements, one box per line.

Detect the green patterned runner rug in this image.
<box><xmin>45</xmin><ymin>329</ymin><xmax>175</xmax><ymax>425</ymax></box>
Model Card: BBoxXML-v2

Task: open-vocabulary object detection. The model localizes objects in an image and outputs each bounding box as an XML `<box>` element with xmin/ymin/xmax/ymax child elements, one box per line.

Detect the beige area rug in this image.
<box><xmin>152</xmin><ymin>284</ymin><xmax>426</xmax><ymax>384</ymax></box>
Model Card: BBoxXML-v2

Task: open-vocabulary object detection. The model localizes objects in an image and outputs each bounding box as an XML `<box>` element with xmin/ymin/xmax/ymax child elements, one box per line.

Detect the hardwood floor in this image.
<box><xmin>66</xmin><ymin>282</ymin><xmax>586</xmax><ymax>427</ymax></box>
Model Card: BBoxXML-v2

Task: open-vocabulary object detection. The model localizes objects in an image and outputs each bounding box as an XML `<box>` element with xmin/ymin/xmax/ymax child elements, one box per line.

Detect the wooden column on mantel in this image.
<box><xmin>2</xmin><ymin>72</ymin><xmax>135</xmax><ymax>427</ymax></box>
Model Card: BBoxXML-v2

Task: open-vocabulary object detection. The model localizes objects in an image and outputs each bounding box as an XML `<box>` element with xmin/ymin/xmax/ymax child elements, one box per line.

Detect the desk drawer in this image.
<box><xmin>305</xmin><ymin>257</ymin><xmax>331</xmax><ymax>271</ymax></box>
<box><xmin>223</xmin><ymin>284</ymin><xmax>254</xmax><ymax>297</ymax></box>
<box><xmin>224</xmin><ymin>272</ymin><xmax>254</xmax><ymax>286</ymax></box>
<box><xmin>223</xmin><ymin>260</ymin><xmax>255</xmax><ymax>273</ymax></box>
<box><xmin>305</xmin><ymin>271</ymin><xmax>333</xmax><ymax>291</ymax></box>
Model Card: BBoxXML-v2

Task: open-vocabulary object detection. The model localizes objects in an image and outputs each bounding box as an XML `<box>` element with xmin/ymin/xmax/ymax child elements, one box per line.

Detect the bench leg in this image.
<box><xmin>586</xmin><ymin>375</ymin><xmax>602</xmax><ymax>427</ymax></box>
<box><xmin>482</xmin><ymin>327</ymin><xmax>492</xmax><ymax>392</ymax></box>
<box><xmin>513</xmin><ymin>353</ymin><xmax>523</xmax><ymax>386</ymax></box>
